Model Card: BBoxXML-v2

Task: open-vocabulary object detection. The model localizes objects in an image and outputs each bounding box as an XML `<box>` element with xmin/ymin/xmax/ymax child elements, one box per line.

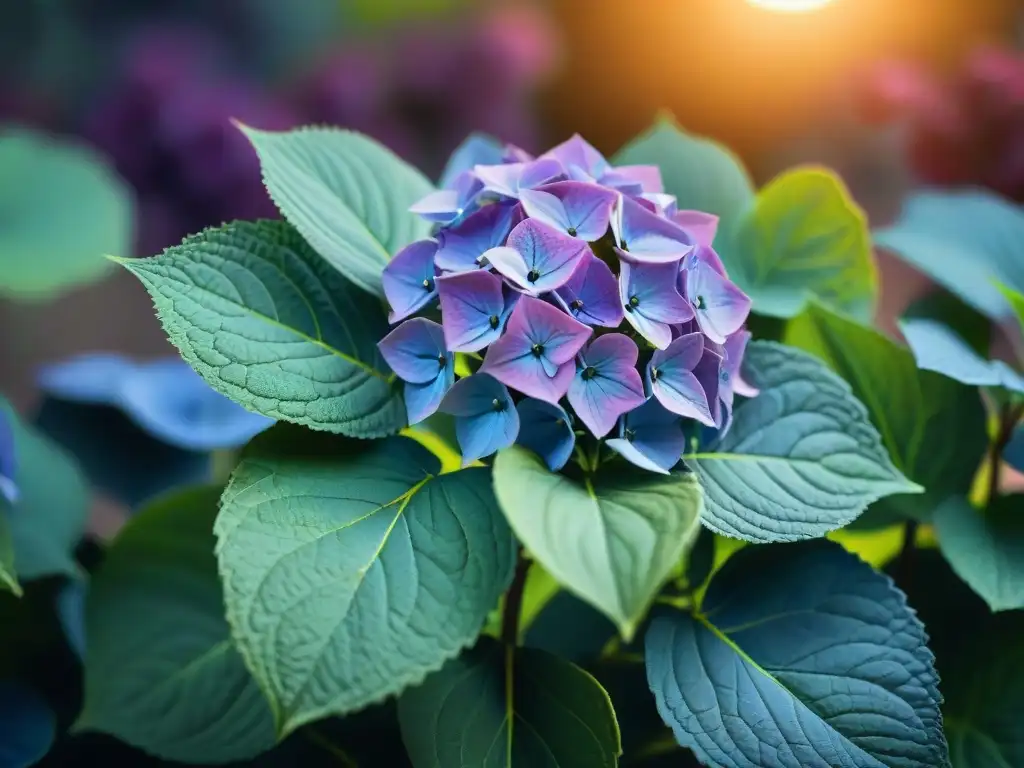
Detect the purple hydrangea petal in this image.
<box><xmin>641</xmin><ymin>193</ymin><xmax>679</xmax><ymax>217</ymax></box>
<box><xmin>515</xmin><ymin>398</ymin><xmax>575</xmax><ymax>471</ymax></box>
<box><xmin>554</xmin><ymin>252</ymin><xmax>623</xmax><ymax>328</ymax></box>
<box><xmin>606</xmin><ymin>165</ymin><xmax>664</xmax><ymax>194</ymax></box>
<box><xmin>435</xmin><ymin>203</ymin><xmax>516</xmax><ymax>272</ymax></box>
<box><xmin>409</xmin><ymin>188</ymin><xmax>463</xmax><ymax>224</ymax></box>
<box><xmin>377</xmin><ymin>318</ymin><xmax>452</xmax><ymax>385</ymax></box>
<box><xmin>0</xmin><ymin>409</ymin><xmax>18</xmax><ymax>504</ymax></box>
<box><xmin>474</xmin><ymin>158</ymin><xmax>563</xmax><ymax>199</ymax></box>
<box><xmin>612</xmin><ymin>195</ymin><xmax>695</xmax><ymax>264</ymax></box>
<box><xmin>542</xmin><ymin>134</ymin><xmax>610</xmax><ymax>182</ymax></box>
<box><xmin>436</xmin><ymin>270</ymin><xmax>518</xmax><ymax>352</ymax></box>
<box><xmin>672</xmin><ymin>210</ymin><xmax>719</xmax><ymax>248</ymax></box>
<box><xmin>519</xmin><ymin>181</ymin><xmax>618</xmax><ymax>241</ymax></box>
<box><xmin>484</xmin><ymin>219</ymin><xmax>589</xmax><ymax>295</ymax></box>
<box><xmin>439</xmin><ymin>133</ymin><xmax>504</xmax><ymax>190</ymax></box>
<box><xmin>694</xmin><ymin>347</ymin><xmax>724</xmax><ymax>427</ymax></box>
<box><xmin>684</xmin><ymin>253</ymin><xmax>752</xmax><ymax>344</ymax></box>
<box><xmin>606</xmin><ymin>398</ymin><xmax>687</xmax><ymax>474</ymax></box>
<box><xmin>620</xmin><ymin>260</ymin><xmax>695</xmax><ymax>349</ymax></box>
<box><xmin>723</xmin><ymin>329</ymin><xmax>758</xmax><ymax>398</ymax></box>
<box><xmin>648</xmin><ymin>332</ymin><xmax>715</xmax><ymax>426</ymax></box>
<box><xmin>439</xmin><ymin>374</ymin><xmax>520</xmax><ymax>465</ymax></box>
<box><xmin>480</xmin><ymin>295</ymin><xmax>592</xmax><ymax>403</ymax></box>
<box><xmin>567</xmin><ymin>333</ymin><xmax>646</xmax><ymax>437</ymax></box>
<box><xmin>382</xmin><ymin>239</ymin><xmax>439</xmax><ymax>323</ymax></box>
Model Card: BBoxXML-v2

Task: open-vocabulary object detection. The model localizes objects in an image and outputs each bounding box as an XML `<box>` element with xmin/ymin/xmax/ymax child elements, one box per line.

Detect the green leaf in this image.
<box><xmin>902</xmin><ymin>290</ymin><xmax>992</xmax><ymax>359</ymax></box>
<box><xmin>997</xmin><ymin>282</ymin><xmax>1024</xmax><ymax>336</ymax></box>
<box><xmin>239</xmin><ymin>125</ymin><xmax>433</xmax><ymax>297</ymax></box>
<box><xmin>117</xmin><ymin>219</ymin><xmax>405</xmax><ymax>438</ymax></box>
<box><xmin>686</xmin><ymin>341</ymin><xmax>920</xmax><ymax>542</ymax></box>
<box><xmin>783</xmin><ymin>302</ymin><xmax>987</xmax><ymax>524</ymax></box>
<box><xmin>216</xmin><ymin>433</ymin><xmax>516</xmax><ymax>735</ymax></box>
<box><xmin>725</xmin><ymin>166</ymin><xmax>876</xmax><ymax>319</ymax></box>
<box><xmin>78</xmin><ymin>485</ymin><xmax>276</xmax><ymax>763</ymax></box>
<box><xmin>646</xmin><ymin>541</ymin><xmax>950</xmax><ymax>768</ymax></box>
<box><xmin>0</xmin><ymin>397</ymin><xmax>88</xmax><ymax>580</ymax></box>
<box><xmin>493</xmin><ymin>446</ymin><xmax>702</xmax><ymax>640</ymax></box>
<box><xmin>398</xmin><ymin>638</ymin><xmax>621</xmax><ymax>768</ymax></box>
<box><xmin>873</xmin><ymin>189</ymin><xmax>1024</xmax><ymax>321</ymax></box>
<box><xmin>933</xmin><ymin>496</ymin><xmax>1024</xmax><ymax>612</ymax></box>
<box><xmin>0</xmin><ymin>126</ymin><xmax>132</xmax><ymax>299</ymax></box>
<box><xmin>612</xmin><ymin>116</ymin><xmax>755</xmax><ymax>243</ymax></box>
<box><xmin>0</xmin><ymin>512</ymin><xmax>18</xmax><ymax>596</ymax></box>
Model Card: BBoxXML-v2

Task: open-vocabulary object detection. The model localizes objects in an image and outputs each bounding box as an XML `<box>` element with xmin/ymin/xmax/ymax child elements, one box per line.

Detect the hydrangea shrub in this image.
<box><xmin>9</xmin><ymin>116</ymin><xmax>1024</xmax><ymax>766</ymax></box>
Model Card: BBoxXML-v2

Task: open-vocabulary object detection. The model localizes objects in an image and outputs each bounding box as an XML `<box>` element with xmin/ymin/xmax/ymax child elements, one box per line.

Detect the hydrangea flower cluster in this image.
<box><xmin>377</xmin><ymin>135</ymin><xmax>757</xmax><ymax>474</ymax></box>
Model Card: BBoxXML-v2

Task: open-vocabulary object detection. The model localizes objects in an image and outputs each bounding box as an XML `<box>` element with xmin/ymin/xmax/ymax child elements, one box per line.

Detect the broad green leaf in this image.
<box><xmin>0</xmin><ymin>513</ymin><xmax>18</xmax><ymax>596</ymax></box>
<box><xmin>685</xmin><ymin>341</ymin><xmax>920</xmax><ymax>542</ymax></box>
<box><xmin>117</xmin><ymin>219</ymin><xmax>405</xmax><ymax>438</ymax></box>
<box><xmin>0</xmin><ymin>127</ymin><xmax>132</xmax><ymax>299</ymax></box>
<box><xmin>216</xmin><ymin>434</ymin><xmax>516</xmax><ymax>735</ymax></box>
<box><xmin>524</xmin><ymin>590</ymin><xmax>617</xmax><ymax>665</ymax></box>
<box><xmin>78</xmin><ymin>486</ymin><xmax>275</xmax><ymax>763</ymax></box>
<box><xmin>902</xmin><ymin>290</ymin><xmax>992</xmax><ymax>358</ymax></box>
<box><xmin>726</xmin><ymin>167</ymin><xmax>876</xmax><ymax>319</ymax></box>
<box><xmin>897</xmin><ymin>318</ymin><xmax>1024</xmax><ymax>393</ymax></box>
<box><xmin>0</xmin><ymin>397</ymin><xmax>88</xmax><ymax>580</ymax></box>
<box><xmin>0</xmin><ymin>681</ymin><xmax>55</xmax><ymax>767</ymax></box>
<box><xmin>494</xmin><ymin>446</ymin><xmax>703</xmax><ymax>640</ymax></box>
<box><xmin>612</xmin><ymin>116</ymin><xmax>755</xmax><ymax>243</ymax></box>
<box><xmin>398</xmin><ymin>638</ymin><xmax>621</xmax><ymax>768</ymax></box>
<box><xmin>933</xmin><ymin>496</ymin><xmax>1024</xmax><ymax>612</ymax></box>
<box><xmin>873</xmin><ymin>189</ymin><xmax>1024</xmax><ymax>320</ymax></box>
<box><xmin>239</xmin><ymin>125</ymin><xmax>433</xmax><ymax>296</ymax></box>
<box><xmin>645</xmin><ymin>541</ymin><xmax>949</xmax><ymax>768</ymax></box>
<box><xmin>784</xmin><ymin>303</ymin><xmax>988</xmax><ymax>524</ymax></box>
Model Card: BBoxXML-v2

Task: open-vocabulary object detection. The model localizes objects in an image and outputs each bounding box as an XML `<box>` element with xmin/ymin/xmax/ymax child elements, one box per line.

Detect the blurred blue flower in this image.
<box><xmin>0</xmin><ymin>409</ymin><xmax>18</xmax><ymax>504</ymax></box>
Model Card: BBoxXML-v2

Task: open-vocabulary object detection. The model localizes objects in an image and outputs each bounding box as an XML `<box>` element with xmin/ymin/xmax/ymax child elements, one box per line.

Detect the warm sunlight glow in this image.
<box><xmin>746</xmin><ymin>0</ymin><xmax>836</xmax><ymax>12</ymax></box>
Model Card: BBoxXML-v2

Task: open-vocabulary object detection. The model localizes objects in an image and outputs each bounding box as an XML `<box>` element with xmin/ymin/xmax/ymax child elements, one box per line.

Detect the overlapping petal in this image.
<box><xmin>483</xmin><ymin>219</ymin><xmax>589</xmax><ymax>295</ymax></box>
<box><xmin>479</xmin><ymin>295</ymin><xmax>591</xmax><ymax>403</ymax></box>
<box><xmin>382</xmin><ymin>239</ymin><xmax>439</xmax><ymax>323</ymax></box>
<box><xmin>606</xmin><ymin>398</ymin><xmax>687</xmax><ymax>475</ymax></box>
<box><xmin>439</xmin><ymin>373</ymin><xmax>519</xmax><ymax>465</ymax></box>
<box><xmin>567</xmin><ymin>334</ymin><xmax>646</xmax><ymax>437</ymax></box>
<box><xmin>611</xmin><ymin>195</ymin><xmax>695</xmax><ymax>264</ymax></box>
<box><xmin>541</xmin><ymin>134</ymin><xmax>611</xmax><ymax>182</ymax></box>
<box><xmin>434</xmin><ymin>203</ymin><xmax>517</xmax><ymax>273</ymax></box>
<box><xmin>672</xmin><ymin>210</ymin><xmax>719</xmax><ymax>248</ymax></box>
<box><xmin>436</xmin><ymin>270</ymin><xmax>518</xmax><ymax>352</ymax></box>
<box><xmin>554</xmin><ymin>252</ymin><xmax>623</xmax><ymax>327</ymax></box>
<box><xmin>682</xmin><ymin>246</ymin><xmax>751</xmax><ymax>343</ymax></box>
<box><xmin>410</xmin><ymin>172</ymin><xmax>482</xmax><ymax>225</ymax></box>
<box><xmin>648</xmin><ymin>332</ymin><xmax>715</xmax><ymax>426</ymax></box>
<box><xmin>620</xmin><ymin>260</ymin><xmax>694</xmax><ymax>349</ymax></box>
<box><xmin>515</xmin><ymin>398</ymin><xmax>575</xmax><ymax>471</ymax></box>
<box><xmin>519</xmin><ymin>180</ymin><xmax>618</xmax><ymax>241</ymax></box>
<box><xmin>377</xmin><ymin>318</ymin><xmax>453</xmax><ymax>424</ymax></box>
<box><xmin>474</xmin><ymin>158</ymin><xmax>563</xmax><ymax>199</ymax></box>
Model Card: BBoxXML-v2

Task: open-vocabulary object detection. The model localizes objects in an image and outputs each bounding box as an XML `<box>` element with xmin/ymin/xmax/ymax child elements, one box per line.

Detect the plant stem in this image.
<box><xmin>894</xmin><ymin>519</ymin><xmax>919</xmax><ymax>589</ymax></box>
<box><xmin>502</xmin><ymin>550</ymin><xmax>531</xmax><ymax>647</ymax></box>
<box><xmin>303</xmin><ymin>727</ymin><xmax>359</xmax><ymax>767</ymax></box>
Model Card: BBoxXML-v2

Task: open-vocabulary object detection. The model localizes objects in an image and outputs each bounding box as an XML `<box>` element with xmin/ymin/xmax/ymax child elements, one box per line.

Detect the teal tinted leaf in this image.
<box><xmin>216</xmin><ymin>434</ymin><xmax>515</xmax><ymax>735</ymax></box>
<box><xmin>0</xmin><ymin>513</ymin><xmax>17</xmax><ymax>596</ymax></box>
<box><xmin>933</xmin><ymin>496</ymin><xmax>1024</xmax><ymax>612</ymax></box>
<box><xmin>493</xmin><ymin>446</ymin><xmax>703</xmax><ymax>640</ymax></box>
<box><xmin>873</xmin><ymin>189</ymin><xmax>1024</xmax><ymax>320</ymax></box>
<box><xmin>56</xmin><ymin>580</ymin><xmax>86</xmax><ymax>660</ymax></box>
<box><xmin>398</xmin><ymin>638</ymin><xmax>621</xmax><ymax>768</ymax></box>
<box><xmin>898</xmin><ymin>318</ymin><xmax>1024</xmax><ymax>392</ymax></box>
<box><xmin>78</xmin><ymin>486</ymin><xmax>276</xmax><ymax>763</ymax></box>
<box><xmin>685</xmin><ymin>342</ymin><xmax>919</xmax><ymax>542</ymax></box>
<box><xmin>0</xmin><ymin>397</ymin><xmax>88</xmax><ymax>580</ymax></box>
<box><xmin>239</xmin><ymin>125</ymin><xmax>433</xmax><ymax>297</ymax></box>
<box><xmin>612</xmin><ymin>116</ymin><xmax>755</xmax><ymax>242</ymax></box>
<box><xmin>0</xmin><ymin>127</ymin><xmax>132</xmax><ymax>299</ymax></box>
<box><xmin>117</xmin><ymin>219</ymin><xmax>405</xmax><ymax>438</ymax></box>
<box><xmin>524</xmin><ymin>590</ymin><xmax>617</xmax><ymax>665</ymax></box>
<box><xmin>784</xmin><ymin>304</ymin><xmax>988</xmax><ymax>525</ymax></box>
<box><xmin>726</xmin><ymin>167</ymin><xmax>876</xmax><ymax>319</ymax></box>
<box><xmin>645</xmin><ymin>541</ymin><xmax>949</xmax><ymax>768</ymax></box>
<box><xmin>902</xmin><ymin>290</ymin><xmax>991</xmax><ymax>359</ymax></box>
<box><xmin>0</xmin><ymin>682</ymin><xmax>55</xmax><ymax>767</ymax></box>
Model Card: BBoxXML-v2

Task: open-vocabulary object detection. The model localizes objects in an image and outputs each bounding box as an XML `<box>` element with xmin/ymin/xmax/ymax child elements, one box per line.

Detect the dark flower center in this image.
<box><xmin>624</xmin><ymin>427</ymin><xmax>636</xmax><ymax>441</ymax></box>
<box><xmin>620</xmin><ymin>239</ymin><xmax>629</xmax><ymax>251</ymax></box>
<box><xmin>567</xmin><ymin>226</ymin><xmax>578</xmax><ymax>237</ymax></box>
<box><xmin>437</xmin><ymin>354</ymin><xmax>447</xmax><ymax>368</ymax></box>
<box><xmin>581</xmin><ymin>366</ymin><xmax>597</xmax><ymax>380</ymax></box>
<box><xmin>650</xmin><ymin>366</ymin><xmax>659</xmax><ymax>382</ymax></box>
<box><xmin>488</xmin><ymin>314</ymin><xmax>500</xmax><ymax>329</ymax></box>
<box><xmin>569</xmin><ymin>299</ymin><xmax>584</xmax><ymax>311</ymax></box>
<box><xmin>531</xmin><ymin>343</ymin><xmax>545</xmax><ymax>357</ymax></box>
<box><xmin>694</xmin><ymin>294</ymin><xmax>706</xmax><ymax>309</ymax></box>
<box><xmin>422</xmin><ymin>278</ymin><xmax>434</xmax><ymax>291</ymax></box>
<box><xmin>625</xmin><ymin>295</ymin><xmax>640</xmax><ymax>312</ymax></box>
<box><xmin>491</xmin><ymin>398</ymin><xmax>506</xmax><ymax>412</ymax></box>
<box><xmin>721</xmin><ymin>369</ymin><xmax>730</xmax><ymax>382</ymax></box>
<box><xmin>527</xmin><ymin>269</ymin><xmax>541</xmax><ymax>283</ymax></box>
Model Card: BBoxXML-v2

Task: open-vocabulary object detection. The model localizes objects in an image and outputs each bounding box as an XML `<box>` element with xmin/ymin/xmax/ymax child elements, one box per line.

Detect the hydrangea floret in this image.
<box><xmin>379</xmin><ymin>135</ymin><xmax>756</xmax><ymax>473</ymax></box>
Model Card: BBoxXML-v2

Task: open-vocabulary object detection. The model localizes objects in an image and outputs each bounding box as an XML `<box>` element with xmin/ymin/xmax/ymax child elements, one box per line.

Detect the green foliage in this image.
<box><xmin>116</xmin><ymin>219</ymin><xmax>406</xmax><ymax>438</ymax></box>
<box><xmin>398</xmin><ymin>638</ymin><xmax>621</xmax><ymax>768</ymax></box>
<box><xmin>215</xmin><ymin>430</ymin><xmax>515</xmax><ymax>735</ymax></box>
<box><xmin>784</xmin><ymin>302</ymin><xmax>987</xmax><ymax>524</ymax></box>
<box><xmin>0</xmin><ymin>126</ymin><xmax>133</xmax><ymax>299</ymax></box>
<box><xmin>686</xmin><ymin>341</ymin><xmax>919</xmax><ymax>541</ymax></box>
<box><xmin>494</xmin><ymin>446</ymin><xmax>702</xmax><ymax>640</ymax></box>
<box><xmin>0</xmin><ymin>513</ymin><xmax>17</xmax><ymax>596</ymax></box>
<box><xmin>77</xmin><ymin>486</ymin><xmax>275</xmax><ymax>763</ymax></box>
<box><xmin>238</xmin><ymin>124</ymin><xmax>434</xmax><ymax>297</ymax></box>
<box><xmin>725</xmin><ymin>167</ymin><xmax>876</xmax><ymax>319</ymax></box>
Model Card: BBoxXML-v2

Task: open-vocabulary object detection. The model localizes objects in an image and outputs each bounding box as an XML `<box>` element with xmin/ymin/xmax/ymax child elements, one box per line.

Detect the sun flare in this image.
<box><xmin>746</xmin><ymin>0</ymin><xmax>836</xmax><ymax>12</ymax></box>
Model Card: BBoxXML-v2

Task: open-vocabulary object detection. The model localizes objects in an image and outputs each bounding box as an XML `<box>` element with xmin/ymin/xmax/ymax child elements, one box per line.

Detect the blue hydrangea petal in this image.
<box><xmin>515</xmin><ymin>398</ymin><xmax>575</xmax><ymax>471</ymax></box>
<box><xmin>0</xmin><ymin>409</ymin><xmax>18</xmax><ymax>504</ymax></box>
<box><xmin>485</xmin><ymin>219</ymin><xmax>589</xmax><ymax>295</ymax></box>
<box><xmin>382</xmin><ymin>239</ymin><xmax>439</xmax><ymax>323</ymax></box>
<box><xmin>474</xmin><ymin>158</ymin><xmax>563</xmax><ymax>199</ymax></box>
<box><xmin>606</xmin><ymin>437</ymin><xmax>670</xmax><ymax>475</ymax></box>
<box><xmin>377</xmin><ymin>318</ymin><xmax>451</xmax><ymax>385</ymax></box>
<box><xmin>519</xmin><ymin>181</ymin><xmax>618</xmax><ymax>241</ymax></box>
<box><xmin>683</xmin><ymin>251</ymin><xmax>752</xmax><ymax>344</ymax></box>
<box><xmin>37</xmin><ymin>353</ymin><xmax>136</xmax><ymax>405</ymax></box>
<box><xmin>434</xmin><ymin>203</ymin><xmax>516</xmax><ymax>273</ymax></box>
<box><xmin>649</xmin><ymin>333</ymin><xmax>715</xmax><ymax>425</ymax></box>
<box><xmin>620</xmin><ymin>260</ymin><xmax>695</xmax><ymax>349</ymax></box>
<box><xmin>439</xmin><ymin>374</ymin><xmax>519</xmax><ymax>465</ymax></box>
<box><xmin>405</xmin><ymin>365</ymin><xmax>455</xmax><ymax>425</ymax></box>
<box><xmin>439</xmin><ymin>133</ymin><xmax>504</xmax><ymax>189</ymax></box>
<box><xmin>612</xmin><ymin>195</ymin><xmax>695</xmax><ymax>264</ymax></box>
<box><xmin>567</xmin><ymin>334</ymin><xmax>646</xmax><ymax>437</ymax></box>
<box><xmin>610</xmin><ymin>397</ymin><xmax>688</xmax><ymax>473</ymax></box>
<box><xmin>436</xmin><ymin>270</ymin><xmax>513</xmax><ymax>352</ymax></box>
<box><xmin>409</xmin><ymin>189</ymin><xmax>463</xmax><ymax>224</ymax></box>
<box><xmin>554</xmin><ymin>252</ymin><xmax>623</xmax><ymax>328</ymax></box>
